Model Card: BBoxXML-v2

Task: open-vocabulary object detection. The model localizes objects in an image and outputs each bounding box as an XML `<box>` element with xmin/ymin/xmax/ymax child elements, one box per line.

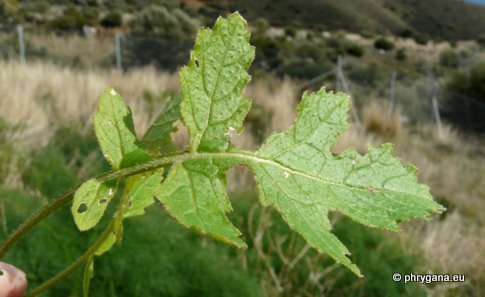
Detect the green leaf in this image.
<box><xmin>94</xmin><ymin>87</ymin><xmax>149</xmax><ymax>169</ymax></box>
<box><xmin>180</xmin><ymin>12</ymin><xmax>254</xmax><ymax>152</ymax></box>
<box><xmin>243</xmin><ymin>89</ymin><xmax>444</xmax><ymax>275</ymax></box>
<box><xmin>72</xmin><ymin>179</ymin><xmax>117</xmax><ymax>231</ymax></box>
<box><xmin>123</xmin><ymin>170</ymin><xmax>164</xmax><ymax>218</ymax></box>
<box><xmin>142</xmin><ymin>94</ymin><xmax>181</xmax><ymax>154</ymax></box>
<box><xmin>82</xmin><ymin>13</ymin><xmax>444</xmax><ymax>277</ymax></box>
<box><xmin>96</xmin><ymin>170</ymin><xmax>164</xmax><ymax>254</ymax></box>
<box><xmin>94</xmin><ymin>233</ymin><xmax>116</xmax><ymax>256</ymax></box>
<box><xmin>156</xmin><ymin>159</ymin><xmax>245</xmax><ymax>248</ymax></box>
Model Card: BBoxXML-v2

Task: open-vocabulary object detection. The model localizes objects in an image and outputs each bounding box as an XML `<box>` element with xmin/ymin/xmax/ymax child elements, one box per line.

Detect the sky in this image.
<box><xmin>465</xmin><ymin>0</ymin><xmax>485</xmax><ymax>5</ymax></box>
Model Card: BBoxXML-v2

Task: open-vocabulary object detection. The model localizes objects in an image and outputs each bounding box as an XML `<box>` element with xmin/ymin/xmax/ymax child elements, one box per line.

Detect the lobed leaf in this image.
<box><xmin>123</xmin><ymin>170</ymin><xmax>164</xmax><ymax>218</ymax></box>
<box><xmin>180</xmin><ymin>12</ymin><xmax>254</xmax><ymax>152</ymax></box>
<box><xmin>93</xmin><ymin>87</ymin><xmax>149</xmax><ymax>169</ymax></box>
<box><xmin>244</xmin><ymin>88</ymin><xmax>444</xmax><ymax>275</ymax></box>
<box><xmin>142</xmin><ymin>95</ymin><xmax>181</xmax><ymax>154</ymax></box>
<box><xmin>156</xmin><ymin>159</ymin><xmax>245</xmax><ymax>247</ymax></box>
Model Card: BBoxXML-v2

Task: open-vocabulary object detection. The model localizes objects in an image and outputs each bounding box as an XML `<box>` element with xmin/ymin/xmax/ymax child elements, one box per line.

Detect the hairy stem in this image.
<box><xmin>24</xmin><ymin>221</ymin><xmax>114</xmax><ymax>297</ymax></box>
<box><xmin>0</xmin><ymin>153</ymin><xmax>179</xmax><ymax>260</ymax></box>
<box><xmin>1</xmin><ymin>147</ymin><xmax>382</xmax><ymax>262</ymax></box>
<box><xmin>1</xmin><ymin>149</ymin><xmax>379</xmax><ymax>261</ymax></box>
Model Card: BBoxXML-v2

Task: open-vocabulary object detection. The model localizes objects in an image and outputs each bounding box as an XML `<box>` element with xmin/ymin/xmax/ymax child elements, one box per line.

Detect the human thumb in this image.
<box><xmin>0</xmin><ymin>262</ymin><xmax>27</xmax><ymax>297</ymax></box>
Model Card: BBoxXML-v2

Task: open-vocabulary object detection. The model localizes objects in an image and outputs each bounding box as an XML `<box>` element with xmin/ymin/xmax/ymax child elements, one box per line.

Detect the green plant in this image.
<box><xmin>395</xmin><ymin>48</ymin><xmax>407</xmax><ymax>61</ymax></box>
<box><xmin>47</xmin><ymin>7</ymin><xmax>88</xmax><ymax>32</ymax></box>
<box><xmin>443</xmin><ymin>61</ymin><xmax>485</xmax><ymax>132</ymax></box>
<box><xmin>414</xmin><ymin>34</ymin><xmax>429</xmax><ymax>45</ymax></box>
<box><xmin>439</xmin><ymin>50</ymin><xmax>459</xmax><ymax>68</ymax></box>
<box><xmin>346</xmin><ymin>43</ymin><xmax>365</xmax><ymax>57</ymax></box>
<box><xmin>0</xmin><ymin>117</ymin><xmax>21</xmax><ymax>183</ymax></box>
<box><xmin>130</xmin><ymin>5</ymin><xmax>199</xmax><ymax>40</ymax></box>
<box><xmin>0</xmin><ymin>13</ymin><xmax>443</xmax><ymax>295</ymax></box>
<box><xmin>478</xmin><ymin>34</ymin><xmax>485</xmax><ymax>46</ymax></box>
<box><xmin>100</xmin><ymin>11</ymin><xmax>122</xmax><ymax>28</ymax></box>
<box><xmin>374</xmin><ymin>37</ymin><xmax>395</xmax><ymax>51</ymax></box>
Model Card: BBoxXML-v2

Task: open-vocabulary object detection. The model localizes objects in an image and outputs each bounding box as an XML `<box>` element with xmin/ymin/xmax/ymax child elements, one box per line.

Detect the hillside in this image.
<box><xmin>194</xmin><ymin>0</ymin><xmax>485</xmax><ymax>40</ymax></box>
<box><xmin>2</xmin><ymin>0</ymin><xmax>485</xmax><ymax>40</ymax></box>
<box><xmin>383</xmin><ymin>0</ymin><xmax>485</xmax><ymax>40</ymax></box>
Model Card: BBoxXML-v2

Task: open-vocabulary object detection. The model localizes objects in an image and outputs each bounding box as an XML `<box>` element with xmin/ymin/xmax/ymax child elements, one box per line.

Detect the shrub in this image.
<box><xmin>100</xmin><ymin>11</ymin><xmax>122</xmax><ymax>28</ymax></box>
<box><xmin>123</xmin><ymin>5</ymin><xmax>199</xmax><ymax>70</ymax></box>
<box><xmin>443</xmin><ymin>62</ymin><xmax>485</xmax><ymax>132</ymax></box>
<box><xmin>374</xmin><ymin>38</ymin><xmax>394</xmax><ymax>51</ymax></box>
<box><xmin>327</xmin><ymin>36</ymin><xmax>346</xmax><ymax>54</ymax></box>
<box><xmin>346</xmin><ymin>44</ymin><xmax>365</xmax><ymax>57</ymax></box>
<box><xmin>278</xmin><ymin>43</ymin><xmax>333</xmax><ymax>78</ymax></box>
<box><xmin>48</xmin><ymin>7</ymin><xmax>87</xmax><ymax>32</ymax></box>
<box><xmin>284</xmin><ymin>25</ymin><xmax>297</xmax><ymax>38</ymax></box>
<box><xmin>395</xmin><ymin>48</ymin><xmax>407</xmax><ymax>61</ymax></box>
<box><xmin>122</xmin><ymin>37</ymin><xmax>192</xmax><ymax>71</ymax></box>
<box><xmin>130</xmin><ymin>5</ymin><xmax>199</xmax><ymax>40</ymax></box>
<box><xmin>414</xmin><ymin>34</ymin><xmax>428</xmax><ymax>45</ymax></box>
<box><xmin>399</xmin><ymin>28</ymin><xmax>414</xmax><ymax>38</ymax></box>
<box><xmin>348</xmin><ymin>62</ymin><xmax>386</xmax><ymax>85</ymax></box>
<box><xmin>440</xmin><ymin>50</ymin><xmax>459</xmax><ymax>68</ymax></box>
<box><xmin>477</xmin><ymin>34</ymin><xmax>485</xmax><ymax>46</ymax></box>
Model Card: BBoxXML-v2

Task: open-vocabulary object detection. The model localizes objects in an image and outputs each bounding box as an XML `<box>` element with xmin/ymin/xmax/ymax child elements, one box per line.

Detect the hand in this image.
<box><xmin>0</xmin><ymin>262</ymin><xmax>27</xmax><ymax>297</ymax></box>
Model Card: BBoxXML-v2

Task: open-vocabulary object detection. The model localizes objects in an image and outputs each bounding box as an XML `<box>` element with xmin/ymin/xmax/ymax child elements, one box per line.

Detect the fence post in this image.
<box><xmin>17</xmin><ymin>24</ymin><xmax>26</xmax><ymax>66</ymax></box>
<box><xmin>431</xmin><ymin>81</ymin><xmax>443</xmax><ymax>135</ymax></box>
<box><xmin>336</xmin><ymin>56</ymin><xmax>361</xmax><ymax>128</ymax></box>
<box><xmin>115</xmin><ymin>32</ymin><xmax>122</xmax><ymax>71</ymax></box>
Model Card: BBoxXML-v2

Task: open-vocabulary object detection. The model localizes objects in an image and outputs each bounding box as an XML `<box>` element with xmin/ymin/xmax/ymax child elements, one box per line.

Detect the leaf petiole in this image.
<box><xmin>24</xmin><ymin>221</ymin><xmax>115</xmax><ymax>297</ymax></box>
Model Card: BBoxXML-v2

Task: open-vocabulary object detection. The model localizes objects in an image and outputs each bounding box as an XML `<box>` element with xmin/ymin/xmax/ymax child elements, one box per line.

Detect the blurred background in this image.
<box><xmin>0</xmin><ymin>0</ymin><xmax>484</xmax><ymax>296</ymax></box>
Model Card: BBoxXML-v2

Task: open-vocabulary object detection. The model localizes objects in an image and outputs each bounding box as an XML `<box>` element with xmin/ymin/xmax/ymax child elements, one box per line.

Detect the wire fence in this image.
<box><xmin>2</xmin><ymin>24</ymin><xmax>482</xmax><ymax>131</ymax></box>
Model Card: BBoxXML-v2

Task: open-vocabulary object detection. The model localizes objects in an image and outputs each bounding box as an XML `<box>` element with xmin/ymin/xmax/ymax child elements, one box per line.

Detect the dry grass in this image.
<box><xmin>0</xmin><ymin>61</ymin><xmax>179</xmax><ymax>148</ymax></box>
<box><xmin>1</xmin><ymin>60</ymin><xmax>483</xmax><ymax>295</ymax></box>
<box><xmin>244</xmin><ymin>76</ymin><xmax>297</xmax><ymax>134</ymax></box>
<box><xmin>27</xmin><ymin>33</ymin><xmax>115</xmax><ymax>68</ymax></box>
<box><xmin>362</xmin><ymin>100</ymin><xmax>402</xmax><ymax>138</ymax></box>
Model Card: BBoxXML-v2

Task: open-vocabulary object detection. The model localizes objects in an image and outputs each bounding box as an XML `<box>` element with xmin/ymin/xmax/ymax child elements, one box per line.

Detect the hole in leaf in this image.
<box><xmin>98</xmin><ymin>198</ymin><xmax>108</xmax><ymax>205</ymax></box>
<box><xmin>194</xmin><ymin>59</ymin><xmax>199</xmax><ymax>68</ymax></box>
<box><xmin>128</xmin><ymin>201</ymin><xmax>133</xmax><ymax>208</ymax></box>
<box><xmin>77</xmin><ymin>203</ymin><xmax>88</xmax><ymax>213</ymax></box>
<box><xmin>0</xmin><ymin>269</ymin><xmax>4</xmax><ymax>276</ymax></box>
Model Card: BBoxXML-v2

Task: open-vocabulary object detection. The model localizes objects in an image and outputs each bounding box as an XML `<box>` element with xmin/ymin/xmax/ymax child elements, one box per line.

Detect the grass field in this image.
<box><xmin>0</xmin><ymin>60</ymin><xmax>484</xmax><ymax>296</ymax></box>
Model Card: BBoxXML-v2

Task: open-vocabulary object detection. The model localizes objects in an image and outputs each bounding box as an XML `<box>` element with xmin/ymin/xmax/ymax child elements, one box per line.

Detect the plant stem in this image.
<box><xmin>0</xmin><ymin>190</ymin><xmax>74</xmax><ymax>259</ymax></box>
<box><xmin>1</xmin><ymin>149</ymin><xmax>377</xmax><ymax>261</ymax></box>
<box><xmin>1</xmin><ymin>149</ymin><xmax>373</xmax><ymax>260</ymax></box>
<box><xmin>0</xmin><ymin>154</ymin><xmax>178</xmax><ymax>260</ymax></box>
<box><xmin>24</xmin><ymin>221</ymin><xmax>114</xmax><ymax>297</ymax></box>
